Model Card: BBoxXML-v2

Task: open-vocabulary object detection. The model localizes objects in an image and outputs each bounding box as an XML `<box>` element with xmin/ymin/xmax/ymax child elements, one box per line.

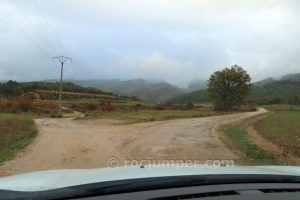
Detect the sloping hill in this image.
<box><xmin>250</xmin><ymin>80</ymin><xmax>300</xmax><ymax>104</ymax></box>
<box><xmin>253</xmin><ymin>77</ymin><xmax>275</xmax><ymax>86</ymax></box>
<box><xmin>73</xmin><ymin>79</ymin><xmax>147</xmax><ymax>94</ymax></box>
<box><xmin>21</xmin><ymin>81</ymin><xmax>110</xmax><ymax>95</ymax></box>
<box><xmin>253</xmin><ymin>73</ymin><xmax>300</xmax><ymax>87</ymax></box>
<box><xmin>127</xmin><ymin>82</ymin><xmax>183</xmax><ymax>102</ymax></box>
<box><xmin>251</xmin><ymin>80</ymin><xmax>300</xmax><ymax>98</ymax></box>
<box><xmin>72</xmin><ymin>79</ymin><xmax>183</xmax><ymax>102</ymax></box>
<box><xmin>186</xmin><ymin>80</ymin><xmax>207</xmax><ymax>92</ymax></box>
<box><xmin>167</xmin><ymin>90</ymin><xmax>208</xmax><ymax>104</ymax></box>
<box><xmin>168</xmin><ymin>76</ymin><xmax>300</xmax><ymax>104</ymax></box>
<box><xmin>281</xmin><ymin>73</ymin><xmax>300</xmax><ymax>82</ymax></box>
<box><xmin>0</xmin><ymin>80</ymin><xmax>113</xmax><ymax>97</ymax></box>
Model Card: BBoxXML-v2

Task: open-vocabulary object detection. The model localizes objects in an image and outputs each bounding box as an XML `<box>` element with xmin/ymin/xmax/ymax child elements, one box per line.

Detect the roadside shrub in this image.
<box><xmin>153</xmin><ymin>104</ymin><xmax>165</xmax><ymax>110</ymax></box>
<box><xmin>34</xmin><ymin>101</ymin><xmax>57</xmax><ymax>114</ymax></box>
<box><xmin>22</xmin><ymin>92</ymin><xmax>40</xmax><ymax>100</ymax></box>
<box><xmin>0</xmin><ymin>100</ymin><xmax>20</xmax><ymax>113</ymax></box>
<box><xmin>131</xmin><ymin>103</ymin><xmax>150</xmax><ymax>111</ymax></box>
<box><xmin>101</xmin><ymin>102</ymin><xmax>115</xmax><ymax>111</ymax></box>
<box><xmin>186</xmin><ymin>102</ymin><xmax>194</xmax><ymax>110</ymax></box>
<box><xmin>88</xmin><ymin>103</ymin><xmax>98</xmax><ymax>110</ymax></box>
<box><xmin>16</xmin><ymin>97</ymin><xmax>32</xmax><ymax>112</ymax></box>
<box><xmin>130</xmin><ymin>96</ymin><xmax>141</xmax><ymax>101</ymax></box>
<box><xmin>5</xmin><ymin>101</ymin><xmax>13</xmax><ymax>108</ymax></box>
<box><xmin>0</xmin><ymin>98</ymin><xmax>59</xmax><ymax>114</ymax></box>
<box><xmin>164</xmin><ymin>103</ymin><xmax>182</xmax><ymax>110</ymax></box>
<box><xmin>234</xmin><ymin>103</ymin><xmax>257</xmax><ymax>112</ymax></box>
<box><xmin>51</xmin><ymin>113</ymin><xmax>62</xmax><ymax>118</ymax></box>
<box><xmin>69</xmin><ymin>103</ymin><xmax>98</xmax><ymax>112</ymax></box>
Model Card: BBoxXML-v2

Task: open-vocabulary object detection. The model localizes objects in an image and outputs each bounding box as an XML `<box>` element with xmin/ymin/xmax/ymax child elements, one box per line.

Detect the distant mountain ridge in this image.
<box><xmin>168</xmin><ymin>73</ymin><xmax>300</xmax><ymax>104</ymax></box>
<box><xmin>68</xmin><ymin>79</ymin><xmax>184</xmax><ymax>102</ymax></box>
<box><xmin>281</xmin><ymin>73</ymin><xmax>300</xmax><ymax>82</ymax></box>
<box><xmin>253</xmin><ymin>77</ymin><xmax>275</xmax><ymax>86</ymax></box>
<box><xmin>186</xmin><ymin>80</ymin><xmax>207</xmax><ymax>92</ymax></box>
<box><xmin>250</xmin><ymin>80</ymin><xmax>300</xmax><ymax>103</ymax></box>
<box><xmin>254</xmin><ymin>73</ymin><xmax>300</xmax><ymax>86</ymax></box>
<box><xmin>42</xmin><ymin>72</ymin><xmax>300</xmax><ymax>103</ymax></box>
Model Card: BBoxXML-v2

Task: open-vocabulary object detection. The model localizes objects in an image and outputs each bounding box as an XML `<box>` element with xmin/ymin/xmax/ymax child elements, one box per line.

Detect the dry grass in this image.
<box><xmin>83</xmin><ymin>108</ymin><xmax>227</xmax><ymax>123</ymax></box>
<box><xmin>0</xmin><ymin>113</ymin><xmax>37</xmax><ymax>164</ymax></box>
<box><xmin>0</xmin><ymin>99</ymin><xmax>57</xmax><ymax>114</ymax></box>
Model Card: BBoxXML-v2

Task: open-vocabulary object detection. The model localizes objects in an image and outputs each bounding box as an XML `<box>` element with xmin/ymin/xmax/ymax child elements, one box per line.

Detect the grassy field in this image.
<box><xmin>221</xmin><ymin>120</ymin><xmax>279</xmax><ymax>165</ymax></box>
<box><xmin>83</xmin><ymin>107</ymin><xmax>226</xmax><ymax>123</ymax></box>
<box><xmin>220</xmin><ymin>104</ymin><xmax>300</xmax><ymax>165</ymax></box>
<box><xmin>254</xmin><ymin>104</ymin><xmax>300</xmax><ymax>156</ymax></box>
<box><xmin>112</xmin><ymin>100</ymin><xmax>154</xmax><ymax>107</ymax></box>
<box><xmin>0</xmin><ymin>113</ymin><xmax>37</xmax><ymax>165</ymax></box>
<box><xmin>262</xmin><ymin>104</ymin><xmax>300</xmax><ymax>111</ymax></box>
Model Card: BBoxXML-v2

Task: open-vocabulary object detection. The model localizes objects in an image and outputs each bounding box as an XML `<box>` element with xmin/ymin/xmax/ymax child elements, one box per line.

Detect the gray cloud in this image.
<box><xmin>0</xmin><ymin>0</ymin><xmax>300</xmax><ymax>85</ymax></box>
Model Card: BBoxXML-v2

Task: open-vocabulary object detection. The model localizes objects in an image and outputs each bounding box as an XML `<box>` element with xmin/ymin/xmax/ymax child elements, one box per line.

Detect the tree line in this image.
<box><xmin>0</xmin><ymin>80</ymin><xmax>111</xmax><ymax>97</ymax></box>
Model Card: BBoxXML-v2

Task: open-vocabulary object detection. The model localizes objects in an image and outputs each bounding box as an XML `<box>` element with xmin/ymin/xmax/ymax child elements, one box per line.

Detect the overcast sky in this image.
<box><xmin>0</xmin><ymin>0</ymin><xmax>299</xmax><ymax>87</ymax></box>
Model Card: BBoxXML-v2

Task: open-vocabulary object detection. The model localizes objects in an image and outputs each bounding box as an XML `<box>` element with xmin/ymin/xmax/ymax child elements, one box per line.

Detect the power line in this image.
<box><xmin>53</xmin><ymin>56</ymin><xmax>72</xmax><ymax>114</ymax></box>
<box><xmin>11</xmin><ymin>0</ymin><xmax>58</xmax><ymax>53</ymax></box>
<box><xmin>32</xmin><ymin>0</ymin><xmax>78</xmax><ymax>79</ymax></box>
<box><xmin>0</xmin><ymin>7</ymin><xmax>51</xmax><ymax>58</ymax></box>
<box><xmin>32</xmin><ymin>0</ymin><xmax>68</xmax><ymax>55</ymax></box>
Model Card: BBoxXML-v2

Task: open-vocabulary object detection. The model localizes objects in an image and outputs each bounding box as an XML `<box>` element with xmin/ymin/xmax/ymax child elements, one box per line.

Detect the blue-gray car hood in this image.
<box><xmin>1</xmin><ymin>165</ymin><xmax>300</xmax><ymax>191</ymax></box>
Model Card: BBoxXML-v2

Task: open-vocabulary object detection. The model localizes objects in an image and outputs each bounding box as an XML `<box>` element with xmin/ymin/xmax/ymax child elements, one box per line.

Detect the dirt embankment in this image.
<box><xmin>0</xmin><ymin>109</ymin><xmax>267</xmax><ymax>177</ymax></box>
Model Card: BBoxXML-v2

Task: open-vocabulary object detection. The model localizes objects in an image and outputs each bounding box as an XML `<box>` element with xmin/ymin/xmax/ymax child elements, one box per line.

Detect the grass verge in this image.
<box><xmin>262</xmin><ymin>104</ymin><xmax>300</xmax><ymax>111</ymax></box>
<box><xmin>221</xmin><ymin>119</ymin><xmax>280</xmax><ymax>165</ymax></box>
<box><xmin>0</xmin><ymin>113</ymin><xmax>37</xmax><ymax>165</ymax></box>
<box><xmin>254</xmin><ymin>104</ymin><xmax>300</xmax><ymax>156</ymax></box>
<box><xmin>82</xmin><ymin>108</ymin><xmax>227</xmax><ymax>123</ymax></box>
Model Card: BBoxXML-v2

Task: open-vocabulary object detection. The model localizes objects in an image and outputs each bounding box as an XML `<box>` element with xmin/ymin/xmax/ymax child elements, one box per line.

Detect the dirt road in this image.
<box><xmin>0</xmin><ymin>109</ymin><xmax>267</xmax><ymax>176</ymax></box>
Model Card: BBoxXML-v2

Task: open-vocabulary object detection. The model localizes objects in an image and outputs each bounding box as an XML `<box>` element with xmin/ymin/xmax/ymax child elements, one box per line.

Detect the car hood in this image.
<box><xmin>1</xmin><ymin>165</ymin><xmax>300</xmax><ymax>191</ymax></box>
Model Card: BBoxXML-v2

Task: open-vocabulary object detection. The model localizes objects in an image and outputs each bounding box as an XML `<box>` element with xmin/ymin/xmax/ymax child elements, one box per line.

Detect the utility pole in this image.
<box><xmin>53</xmin><ymin>56</ymin><xmax>72</xmax><ymax>114</ymax></box>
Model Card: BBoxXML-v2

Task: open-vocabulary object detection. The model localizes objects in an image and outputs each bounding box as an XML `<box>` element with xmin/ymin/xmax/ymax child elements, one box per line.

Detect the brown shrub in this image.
<box><xmin>34</xmin><ymin>101</ymin><xmax>57</xmax><ymax>114</ymax></box>
<box><xmin>0</xmin><ymin>99</ymin><xmax>58</xmax><ymax>114</ymax></box>
<box><xmin>0</xmin><ymin>100</ymin><xmax>18</xmax><ymax>113</ymax></box>
<box><xmin>87</xmin><ymin>103</ymin><xmax>98</xmax><ymax>110</ymax></box>
<box><xmin>101</xmin><ymin>102</ymin><xmax>115</xmax><ymax>111</ymax></box>
<box><xmin>16</xmin><ymin>97</ymin><xmax>32</xmax><ymax>112</ymax></box>
<box><xmin>51</xmin><ymin>113</ymin><xmax>62</xmax><ymax>118</ymax></box>
<box><xmin>69</xmin><ymin>103</ymin><xmax>98</xmax><ymax>112</ymax></box>
<box><xmin>152</xmin><ymin>104</ymin><xmax>165</xmax><ymax>110</ymax></box>
<box><xmin>5</xmin><ymin>101</ymin><xmax>13</xmax><ymax>108</ymax></box>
